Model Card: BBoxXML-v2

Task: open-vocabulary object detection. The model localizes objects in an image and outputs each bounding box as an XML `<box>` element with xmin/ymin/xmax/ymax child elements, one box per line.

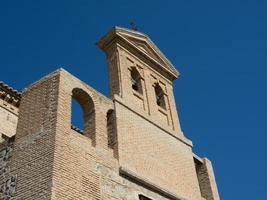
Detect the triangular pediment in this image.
<box><xmin>116</xmin><ymin>28</ymin><xmax>179</xmax><ymax>77</ymax></box>
<box><xmin>125</xmin><ymin>37</ymin><xmax>166</xmax><ymax>66</ymax></box>
<box><xmin>97</xmin><ymin>27</ymin><xmax>179</xmax><ymax>79</ymax></box>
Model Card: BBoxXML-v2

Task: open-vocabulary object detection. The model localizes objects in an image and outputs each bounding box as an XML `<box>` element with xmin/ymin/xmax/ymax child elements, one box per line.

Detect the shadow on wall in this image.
<box><xmin>71</xmin><ymin>88</ymin><xmax>117</xmax><ymax>156</ymax></box>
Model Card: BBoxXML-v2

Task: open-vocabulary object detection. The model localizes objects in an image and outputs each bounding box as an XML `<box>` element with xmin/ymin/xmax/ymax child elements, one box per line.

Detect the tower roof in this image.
<box><xmin>97</xmin><ymin>26</ymin><xmax>179</xmax><ymax>80</ymax></box>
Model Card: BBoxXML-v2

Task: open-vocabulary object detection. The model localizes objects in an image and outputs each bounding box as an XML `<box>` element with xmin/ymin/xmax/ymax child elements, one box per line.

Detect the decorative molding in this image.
<box><xmin>193</xmin><ymin>153</ymin><xmax>204</xmax><ymax>164</ymax></box>
<box><xmin>119</xmin><ymin>166</ymin><xmax>189</xmax><ymax>200</ymax></box>
<box><xmin>97</xmin><ymin>26</ymin><xmax>180</xmax><ymax>81</ymax></box>
<box><xmin>0</xmin><ymin>81</ymin><xmax>21</xmax><ymax>107</ymax></box>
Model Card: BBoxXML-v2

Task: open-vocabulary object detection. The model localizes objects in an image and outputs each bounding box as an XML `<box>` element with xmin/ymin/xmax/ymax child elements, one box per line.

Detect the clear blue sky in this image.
<box><xmin>1</xmin><ymin>1</ymin><xmax>266</xmax><ymax>199</ymax></box>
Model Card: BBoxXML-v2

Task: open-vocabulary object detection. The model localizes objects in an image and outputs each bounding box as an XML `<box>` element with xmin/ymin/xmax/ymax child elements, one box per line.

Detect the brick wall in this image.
<box><xmin>195</xmin><ymin>158</ymin><xmax>220</xmax><ymax>200</ymax></box>
<box><xmin>4</xmin><ymin>27</ymin><xmax>220</xmax><ymax>200</ymax></box>
<box><xmin>115</xmin><ymin>101</ymin><xmax>202</xmax><ymax>200</ymax></box>
<box><xmin>9</xmin><ymin>71</ymin><xmax>60</xmax><ymax>199</ymax></box>
<box><xmin>6</xmin><ymin>68</ymin><xmax>220</xmax><ymax>200</ymax></box>
<box><xmin>0</xmin><ymin>137</ymin><xmax>16</xmax><ymax>199</ymax></box>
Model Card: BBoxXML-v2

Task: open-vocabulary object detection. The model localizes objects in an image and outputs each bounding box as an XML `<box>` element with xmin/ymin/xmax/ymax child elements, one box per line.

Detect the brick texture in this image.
<box><xmin>0</xmin><ymin>27</ymin><xmax>220</xmax><ymax>200</ymax></box>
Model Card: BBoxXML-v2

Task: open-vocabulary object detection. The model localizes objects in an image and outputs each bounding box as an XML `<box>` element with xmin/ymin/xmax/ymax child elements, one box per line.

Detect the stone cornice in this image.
<box><xmin>0</xmin><ymin>81</ymin><xmax>21</xmax><ymax>107</ymax></box>
<box><xmin>119</xmin><ymin>166</ymin><xmax>189</xmax><ymax>200</ymax></box>
<box><xmin>193</xmin><ymin>153</ymin><xmax>204</xmax><ymax>165</ymax></box>
<box><xmin>97</xmin><ymin>26</ymin><xmax>179</xmax><ymax>81</ymax></box>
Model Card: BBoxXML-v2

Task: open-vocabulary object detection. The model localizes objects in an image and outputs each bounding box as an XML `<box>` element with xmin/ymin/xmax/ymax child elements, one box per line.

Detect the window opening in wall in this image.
<box><xmin>71</xmin><ymin>97</ymin><xmax>84</xmax><ymax>134</ymax></box>
<box><xmin>71</xmin><ymin>88</ymin><xmax>95</xmax><ymax>137</ymax></box>
<box><xmin>107</xmin><ymin>109</ymin><xmax>116</xmax><ymax>148</ymax></box>
<box><xmin>131</xmin><ymin>67</ymin><xmax>143</xmax><ymax>94</ymax></box>
<box><xmin>154</xmin><ymin>84</ymin><xmax>166</xmax><ymax>109</ymax></box>
<box><xmin>139</xmin><ymin>194</ymin><xmax>153</xmax><ymax>200</ymax></box>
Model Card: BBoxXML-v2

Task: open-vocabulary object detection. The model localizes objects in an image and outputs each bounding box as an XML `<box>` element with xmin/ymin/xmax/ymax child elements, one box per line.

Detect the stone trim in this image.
<box><xmin>0</xmin><ymin>81</ymin><xmax>21</xmax><ymax>107</ymax></box>
<box><xmin>119</xmin><ymin>166</ymin><xmax>189</xmax><ymax>200</ymax></box>
<box><xmin>0</xmin><ymin>136</ymin><xmax>16</xmax><ymax>199</ymax></box>
<box><xmin>193</xmin><ymin>153</ymin><xmax>204</xmax><ymax>164</ymax></box>
<box><xmin>97</xmin><ymin>26</ymin><xmax>179</xmax><ymax>81</ymax></box>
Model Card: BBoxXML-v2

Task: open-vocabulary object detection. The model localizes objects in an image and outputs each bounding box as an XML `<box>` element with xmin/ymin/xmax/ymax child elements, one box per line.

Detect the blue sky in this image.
<box><xmin>1</xmin><ymin>1</ymin><xmax>267</xmax><ymax>199</ymax></box>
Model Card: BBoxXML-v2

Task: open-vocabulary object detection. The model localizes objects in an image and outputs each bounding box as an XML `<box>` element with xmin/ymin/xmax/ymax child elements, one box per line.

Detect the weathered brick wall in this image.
<box><xmin>107</xmin><ymin>46</ymin><xmax>121</xmax><ymax>97</ymax></box>
<box><xmin>101</xmin><ymin>30</ymin><xmax>183</xmax><ymax>138</ymax></box>
<box><xmin>99</xmin><ymin>164</ymin><xmax>186</xmax><ymax>200</ymax></box>
<box><xmin>51</xmin><ymin>69</ymin><xmax>117</xmax><ymax>199</ymax></box>
<box><xmin>48</xmin><ymin>69</ymin><xmax>193</xmax><ymax>200</ymax></box>
<box><xmin>0</xmin><ymin>82</ymin><xmax>20</xmax><ymax>199</ymax></box>
<box><xmin>0</xmin><ymin>137</ymin><xmax>16</xmax><ymax>199</ymax></box>
<box><xmin>115</xmin><ymin>101</ymin><xmax>202</xmax><ymax>200</ymax></box>
<box><xmin>4</xmin><ymin>27</ymin><xmax>220</xmax><ymax>200</ymax></box>
<box><xmin>99</xmin><ymin>27</ymin><xmax>203</xmax><ymax>199</ymax></box>
<box><xmin>9</xmin><ymin>70</ymin><xmax>60</xmax><ymax>199</ymax></box>
<box><xmin>6</xmin><ymin>68</ymin><xmax>220</xmax><ymax>200</ymax></box>
<box><xmin>51</xmin><ymin>128</ymin><xmax>180</xmax><ymax>200</ymax></box>
<box><xmin>195</xmin><ymin>158</ymin><xmax>220</xmax><ymax>200</ymax></box>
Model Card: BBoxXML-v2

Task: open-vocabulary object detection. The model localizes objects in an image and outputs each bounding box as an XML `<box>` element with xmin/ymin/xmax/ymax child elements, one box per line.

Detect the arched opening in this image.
<box><xmin>130</xmin><ymin>67</ymin><xmax>143</xmax><ymax>94</ymax></box>
<box><xmin>71</xmin><ymin>97</ymin><xmax>84</xmax><ymax>134</ymax></box>
<box><xmin>107</xmin><ymin>109</ymin><xmax>116</xmax><ymax>148</ymax></box>
<box><xmin>154</xmin><ymin>84</ymin><xmax>166</xmax><ymax>109</ymax></box>
<box><xmin>71</xmin><ymin>88</ymin><xmax>95</xmax><ymax>138</ymax></box>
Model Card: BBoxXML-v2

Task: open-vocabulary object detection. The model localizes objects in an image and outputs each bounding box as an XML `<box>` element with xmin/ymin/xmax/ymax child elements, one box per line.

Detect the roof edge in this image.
<box><xmin>0</xmin><ymin>81</ymin><xmax>21</xmax><ymax>107</ymax></box>
<box><xmin>97</xmin><ymin>26</ymin><xmax>180</xmax><ymax>79</ymax></box>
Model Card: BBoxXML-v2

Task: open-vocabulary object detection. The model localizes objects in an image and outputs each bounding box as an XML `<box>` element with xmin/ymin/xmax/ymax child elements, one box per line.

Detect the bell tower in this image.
<box><xmin>97</xmin><ymin>28</ymin><xmax>200</xmax><ymax>199</ymax></box>
<box><xmin>97</xmin><ymin>27</ymin><xmax>183</xmax><ymax>136</ymax></box>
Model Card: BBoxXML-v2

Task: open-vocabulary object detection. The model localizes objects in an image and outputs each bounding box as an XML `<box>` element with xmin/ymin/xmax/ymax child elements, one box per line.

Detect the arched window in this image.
<box><xmin>71</xmin><ymin>88</ymin><xmax>95</xmax><ymax>138</ymax></box>
<box><xmin>154</xmin><ymin>84</ymin><xmax>166</xmax><ymax>109</ymax></box>
<box><xmin>107</xmin><ymin>109</ymin><xmax>116</xmax><ymax>148</ymax></box>
<box><xmin>130</xmin><ymin>67</ymin><xmax>143</xmax><ymax>94</ymax></box>
<box><xmin>71</xmin><ymin>97</ymin><xmax>84</xmax><ymax>134</ymax></box>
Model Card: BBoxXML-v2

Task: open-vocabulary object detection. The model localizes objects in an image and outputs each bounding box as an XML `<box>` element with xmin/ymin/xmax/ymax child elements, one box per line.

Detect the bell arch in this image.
<box><xmin>71</xmin><ymin>88</ymin><xmax>95</xmax><ymax>140</ymax></box>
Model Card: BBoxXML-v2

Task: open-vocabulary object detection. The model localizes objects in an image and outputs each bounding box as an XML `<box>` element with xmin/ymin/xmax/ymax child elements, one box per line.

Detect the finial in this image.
<box><xmin>130</xmin><ymin>21</ymin><xmax>138</xmax><ymax>31</ymax></box>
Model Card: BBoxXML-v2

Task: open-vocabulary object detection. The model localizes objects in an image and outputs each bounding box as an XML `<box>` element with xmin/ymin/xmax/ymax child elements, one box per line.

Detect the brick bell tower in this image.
<box><xmin>3</xmin><ymin>27</ymin><xmax>220</xmax><ymax>200</ymax></box>
<box><xmin>97</xmin><ymin>27</ymin><xmax>219</xmax><ymax>200</ymax></box>
<box><xmin>97</xmin><ymin>27</ymin><xmax>184</xmax><ymax>137</ymax></box>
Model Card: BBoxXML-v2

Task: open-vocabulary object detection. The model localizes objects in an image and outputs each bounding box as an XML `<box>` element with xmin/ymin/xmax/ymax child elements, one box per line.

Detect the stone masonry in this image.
<box><xmin>0</xmin><ymin>27</ymin><xmax>220</xmax><ymax>200</ymax></box>
<box><xmin>0</xmin><ymin>81</ymin><xmax>20</xmax><ymax>199</ymax></box>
